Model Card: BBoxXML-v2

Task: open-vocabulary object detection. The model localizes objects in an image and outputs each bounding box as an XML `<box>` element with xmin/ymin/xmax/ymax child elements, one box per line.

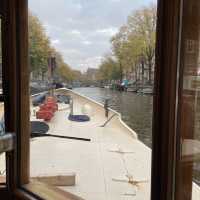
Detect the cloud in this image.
<box><xmin>51</xmin><ymin>39</ymin><xmax>60</xmax><ymax>45</ymax></box>
<box><xmin>63</xmin><ymin>49</ymin><xmax>82</xmax><ymax>55</ymax></box>
<box><xmin>74</xmin><ymin>3</ymin><xmax>82</xmax><ymax>11</ymax></box>
<box><xmin>110</xmin><ymin>0</ymin><xmax>121</xmax><ymax>2</ymax></box>
<box><xmin>71</xmin><ymin>30</ymin><xmax>81</xmax><ymax>35</ymax></box>
<box><xmin>29</xmin><ymin>0</ymin><xmax>156</xmax><ymax>71</ymax></box>
<box><xmin>78</xmin><ymin>56</ymin><xmax>103</xmax><ymax>71</ymax></box>
<box><xmin>96</xmin><ymin>27</ymin><xmax>118</xmax><ymax>37</ymax></box>
<box><xmin>82</xmin><ymin>40</ymin><xmax>92</xmax><ymax>45</ymax></box>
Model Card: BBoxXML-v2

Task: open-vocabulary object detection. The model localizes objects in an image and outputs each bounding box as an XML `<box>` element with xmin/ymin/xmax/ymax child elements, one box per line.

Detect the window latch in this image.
<box><xmin>0</xmin><ymin>133</ymin><xmax>15</xmax><ymax>154</ymax></box>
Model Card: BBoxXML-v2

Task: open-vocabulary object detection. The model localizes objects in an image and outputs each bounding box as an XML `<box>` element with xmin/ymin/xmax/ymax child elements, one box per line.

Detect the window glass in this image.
<box><xmin>28</xmin><ymin>1</ymin><xmax>157</xmax><ymax>199</ymax></box>
<box><xmin>177</xmin><ymin>1</ymin><xmax>200</xmax><ymax>199</ymax></box>
<box><xmin>0</xmin><ymin>18</ymin><xmax>2</xmax><ymax>94</ymax></box>
<box><xmin>0</xmin><ymin>17</ymin><xmax>6</xmax><ymax>185</ymax></box>
<box><xmin>0</xmin><ymin>152</ymin><xmax>6</xmax><ymax>184</ymax></box>
<box><xmin>0</xmin><ymin>17</ymin><xmax>5</xmax><ymax>183</ymax></box>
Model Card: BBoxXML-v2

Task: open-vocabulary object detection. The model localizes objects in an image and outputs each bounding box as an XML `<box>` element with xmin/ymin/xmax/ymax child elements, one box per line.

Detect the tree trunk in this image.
<box><xmin>119</xmin><ymin>61</ymin><xmax>123</xmax><ymax>82</ymax></box>
<box><xmin>148</xmin><ymin>59</ymin><xmax>152</xmax><ymax>84</ymax></box>
<box><xmin>134</xmin><ymin>67</ymin><xmax>137</xmax><ymax>82</ymax></box>
<box><xmin>142</xmin><ymin>60</ymin><xmax>145</xmax><ymax>87</ymax></box>
<box><xmin>135</xmin><ymin>65</ymin><xmax>139</xmax><ymax>88</ymax></box>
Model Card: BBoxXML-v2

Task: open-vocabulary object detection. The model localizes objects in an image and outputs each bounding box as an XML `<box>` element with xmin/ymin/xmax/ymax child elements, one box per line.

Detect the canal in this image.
<box><xmin>74</xmin><ymin>87</ymin><xmax>200</xmax><ymax>185</ymax></box>
<box><xmin>74</xmin><ymin>87</ymin><xmax>153</xmax><ymax>148</ymax></box>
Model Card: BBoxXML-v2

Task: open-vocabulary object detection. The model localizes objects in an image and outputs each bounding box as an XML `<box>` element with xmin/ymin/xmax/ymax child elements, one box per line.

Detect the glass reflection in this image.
<box><xmin>0</xmin><ymin>18</ymin><xmax>2</xmax><ymax>94</ymax></box>
<box><xmin>177</xmin><ymin>1</ymin><xmax>200</xmax><ymax>199</ymax></box>
<box><xmin>0</xmin><ymin>18</ymin><xmax>5</xmax><ymax>184</ymax></box>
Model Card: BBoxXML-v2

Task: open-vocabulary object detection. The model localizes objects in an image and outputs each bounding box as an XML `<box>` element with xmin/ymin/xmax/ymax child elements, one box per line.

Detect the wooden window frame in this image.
<box><xmin>1</xmin><ymin>1</ymin><xmax>87</xmax><ymax>199</ymax></box>
<box><xmin>0</xmin><ymin>0</ymin><xmax>188</xmax><ymax>200</ymax></box>
<box><xmin>0</xmin><ymin>0</ymin><xmax>30</xmax><ymax>199</ymax></box>
<box><xmin>151</xmin><ymin>0</ymin><xmax>185</xmax><ymax>200</ymax></box>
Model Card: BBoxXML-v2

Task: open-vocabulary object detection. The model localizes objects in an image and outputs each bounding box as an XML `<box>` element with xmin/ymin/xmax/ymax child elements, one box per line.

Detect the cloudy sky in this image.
<box><xmin>29</xmin><ymin>0</ymin><xmax>156</xmax><ymax>72</ymax></box>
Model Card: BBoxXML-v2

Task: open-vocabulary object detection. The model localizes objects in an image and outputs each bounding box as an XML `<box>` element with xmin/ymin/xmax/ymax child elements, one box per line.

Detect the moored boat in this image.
<box><xmin>104</xmin><ymin>85</ymin><xmax>111</xmax><ymax>89</ymax></box>
<box><xmin>137</xmin><ymin>87</ymin><xmax>153</xmax><ymax>95</ymax></box>
<box><xmin>28</xmin><ymin>88</ymin><xmax>200</xmax><ymax>200</ymax></box>
<box><xmin>141</xmin><ymin>88</ymin><xmax>153</xmax><ymax>95</ymax></box>
<box><xmin>1</xmin><ymin>88</ymin><xmax>200</xmax><ymax>200</ymax></box>
<box><xmin>127</xmin><ymin>86</ymin><xmax>138</xmax><ymax>92</ymax></box>
<box><xmin>30</xmin><ymin>88</ymin><xmax>152</xmax><ymax>200</ymax></box>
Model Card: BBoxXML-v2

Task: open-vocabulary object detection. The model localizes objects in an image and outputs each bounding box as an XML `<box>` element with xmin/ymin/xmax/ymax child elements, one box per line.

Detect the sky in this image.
<box><xmin>29</xmin><ymin>0</ymin><xmax>156</xmax><ymax>72</ymax></box>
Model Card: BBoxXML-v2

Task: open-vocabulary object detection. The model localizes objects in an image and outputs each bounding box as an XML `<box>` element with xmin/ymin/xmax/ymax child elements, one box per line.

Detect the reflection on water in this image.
<box><xmin>74</xmin><ymin>87</ymin><xmax>153</xmax><ymax>148</ymax></box>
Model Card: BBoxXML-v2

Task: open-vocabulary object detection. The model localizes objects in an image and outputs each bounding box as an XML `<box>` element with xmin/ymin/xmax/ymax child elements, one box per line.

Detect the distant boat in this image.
<box><xmin>127</xmin><ymin>86</ymin><xmax>138</xmax><ymax>92</ymax></box>
<box><xmin>137</xmin><ymin>87</ymin><xmax>153</xmax><ymax>95</ymax></box>
<box><xmin>142</xmin><ymin>88</ymin><xmax>153</xmax><ymax>95</ymax></box>
<box><xmin>104</xmin><ymin>85</ymin><xmax>111</xmax><ymax>89</ymax></box>
<box><xmin>66</xmin><ymin>84</ymin><xmax>73</xmax><ymax>90</ymax></box>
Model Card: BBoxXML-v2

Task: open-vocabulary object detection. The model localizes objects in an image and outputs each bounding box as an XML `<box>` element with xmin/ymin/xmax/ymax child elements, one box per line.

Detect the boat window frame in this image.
<box><xmin>0</xmin><ymin>0</ymin><xmax>18</xmax><ymax>199</ymax></box>
<box><xmin>0</xmin><ymin>0</ymin><xmax>187</xmax><ymax>200</ymax></box>
<box><xmin>0</xmin><ymin>0</ymin><xmax>30</xmax><ymax>199</ymax></box>
<box><xmin>151</xmin><ymin>0</ymin><xmax>184</xmax><ymax>200</ymax></box>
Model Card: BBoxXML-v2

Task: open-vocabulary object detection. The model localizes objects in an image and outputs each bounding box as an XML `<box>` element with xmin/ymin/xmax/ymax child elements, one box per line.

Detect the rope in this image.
<box><xmin>100</xmin><ymin>113</ymin><xmax>117</xmax><ymax>127</ymax></box>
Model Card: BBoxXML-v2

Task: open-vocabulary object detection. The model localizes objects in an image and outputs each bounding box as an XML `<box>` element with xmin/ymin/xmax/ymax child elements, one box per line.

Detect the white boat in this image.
<box><xmin>141</xmin><ymin>88</ymin><xmax>153</xmax><ymax>95</ymax></box>
<box><xmin>137</xmin><ymin>88</ymin><xmax>153</xmax><ymax>95</ymax></box>
<box><xmin>1</xmin><ymin>88</ymin><xmax>200</xmax><ymax>200</ymax></box>
<box><xmin>30</xmin><ymin>88</ymin><xmax>151</xmax><ymax>200</ymax></box>
<box><xmin>104</xmin><ymin>85</ymin><xmax>111</xmax><ymax>89</ymax></box>
<box><xmin>127</xmin><ymin>87</ymin><xmax>138</xmax><ymax>92</ymax></box>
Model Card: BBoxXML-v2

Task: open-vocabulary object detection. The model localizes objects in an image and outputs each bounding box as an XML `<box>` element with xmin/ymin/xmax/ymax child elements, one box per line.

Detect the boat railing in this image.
<box><xmin>100</xmin><ymin>113</ymin><xmax>118</xmax><ymax>127</ymax></box>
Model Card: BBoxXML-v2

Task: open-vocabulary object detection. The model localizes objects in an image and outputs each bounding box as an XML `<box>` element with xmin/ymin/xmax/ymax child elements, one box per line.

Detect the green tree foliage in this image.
<box><xmin>98</xmin><ymin>56</ymin><xmax>121</xmax><ymax>82</ymax></box>
<box><xmin>127</xmin><ymin>5</ymin><xmax>157</xmax><ymax>83</ymax></box>
<box><xmin>72</xmin><ymin>70</ymin><xmax>83</xmax><ymax>81</ymax></box>
<box><xmin>0</xmin><ymin>19</ymin><xmax>2</xmax><ymax>64</ymax></box>
<box><xmin>29</xmin><ymin>13</ymin><xmax>77</xmax><ymax>82</ymax></box>
<box><xmin>99</xmin><ymin>4</ymin><xmax>156</xmax><ymax>84</ymax></box>
<box><xmin>52</xmin><ymin>51</ymin><xmax>78</xmax><ymax>82</ymax></box>
<box><xmin>29</xmin><ymin>13</ymin><xmax>52</xmax><ymax>77</ymax></box>
<box><xmin>57</xmin><ymin>63</ymin><xmax>74</xmax><ymax>82</ymax></box>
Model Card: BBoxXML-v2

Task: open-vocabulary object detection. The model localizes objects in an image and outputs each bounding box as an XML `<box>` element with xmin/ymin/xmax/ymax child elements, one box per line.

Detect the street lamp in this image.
<box><xmin>140</xmin><ymin>55</ymin><xmax>145</xmax><ymax>88</ymax></box>
<box><xmin>48</xmin><ymin>54</ymin><xmax>56</xmax><ymax>95</ymax></box>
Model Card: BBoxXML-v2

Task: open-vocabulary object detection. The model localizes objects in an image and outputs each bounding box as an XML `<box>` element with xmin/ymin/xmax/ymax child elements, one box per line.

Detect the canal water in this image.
<box><xmin>74</xmin><ymin>87</ymin><xmax>200</xmax><ymax>185</ymax></box>
<box><xmin>74</xmin><ymin>87</ymin><xmax>153</xmax><ymax>148</ymax></box>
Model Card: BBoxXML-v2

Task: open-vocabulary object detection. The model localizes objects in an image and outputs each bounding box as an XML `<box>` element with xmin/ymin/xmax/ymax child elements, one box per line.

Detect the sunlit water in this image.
<box><xmin>74</xmin><ymin>87</ymin><xmax>153</xmax><ymax>148</ymax></box>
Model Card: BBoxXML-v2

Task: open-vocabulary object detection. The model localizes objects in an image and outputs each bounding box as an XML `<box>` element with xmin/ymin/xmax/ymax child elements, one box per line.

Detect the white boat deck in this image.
<box><xmin>30</xmin><ymin>89</ymin><xmax>151</xmax><ymax>200</ymax></box>
<box><xmin>0</xmin><ymin>88</ymin><xmax>200</xmax><ymax>200</ymax></box>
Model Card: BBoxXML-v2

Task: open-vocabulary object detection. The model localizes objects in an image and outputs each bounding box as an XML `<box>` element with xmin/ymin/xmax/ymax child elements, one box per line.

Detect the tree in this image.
<box><xmin>72</xmin><ymin>70</ymin><xmax>82</xmax><ymax>81</ymax></box>
<box><xmin>0</xmin><ymin>20</ymin><xmax>2</xmax><ymax>65</ymax></box>
<box><xmin>29</xmin><ymin>13</ymin><xmax>77</xmax><ymax>82</ymax></box>
<box><xmin>29</xmin><ymin>13</ymin><xmax>52</xmax><ymax>78</ymax></box>
<box><xmin>56</xmin><ymin>63</ymin><xmax>74</xmax><ymax>82</ymax></box>
<box><xmin>111</xmin><ymin>26</ymin><xmax>130</xmax><ymax>81</ymax></box>
<box><xmin>127</xmin><ymin>5</ymin><xmax>157</xmax><ymax>83</ymax></box>
<box><xmin>110</xmin><ymin>4</ymin><xmax>156</xmax><ymax>84</ymax></box>
<box><xmin>53</xmin><ymin>51</ymin><xmax>74</xmax><ymax>82</ymax></box>
<box><xmin>98</xmin><ymin>56</ymin><xmax>121</xmax><ymax>82</ymax></box>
